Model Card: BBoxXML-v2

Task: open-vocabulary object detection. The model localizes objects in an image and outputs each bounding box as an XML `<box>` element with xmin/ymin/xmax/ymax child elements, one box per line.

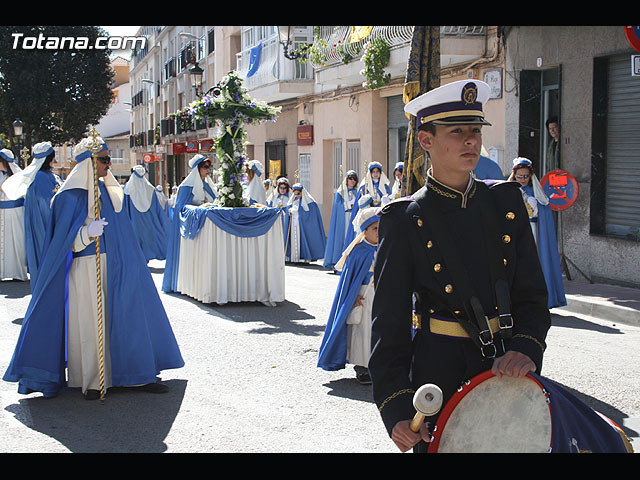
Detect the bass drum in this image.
<box><xmin>427</xmin><ymin>370</ymin><xmax>633</xmax><ymax>453</ymax></box>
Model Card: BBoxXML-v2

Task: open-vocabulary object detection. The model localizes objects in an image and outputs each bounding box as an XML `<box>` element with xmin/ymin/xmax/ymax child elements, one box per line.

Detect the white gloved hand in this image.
<box><xmin>358</xmin><ymin>193</ymin><xmax>372</xmax><ymax>207</ymax></box>
<box><xmin>87</xmin><ymin>218</ymin><xmax>108</xmax><ymax>238</ymax></box>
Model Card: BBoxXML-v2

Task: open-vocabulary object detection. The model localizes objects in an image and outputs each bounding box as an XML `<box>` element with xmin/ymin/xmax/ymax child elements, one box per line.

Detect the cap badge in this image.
<box><xmin>462</xmin><ymin>83</ymin><xmax>478</xmax><ymax>105</ymax></box>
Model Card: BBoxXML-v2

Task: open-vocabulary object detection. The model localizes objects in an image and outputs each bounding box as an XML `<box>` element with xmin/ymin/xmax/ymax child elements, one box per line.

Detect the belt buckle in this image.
<box><xmin>481</xmin><ymin>342</ymin><xmax>497</xmax><ymax>359</ymax></box>
<box><xmin>479</xmin><ymin>316</ymin><xmax>496</xmax><ymax>359</ymax></box>
<box><xmin>498</xmin><ymin>313</ymin><xmax>513</xmax><ymax>331</ymax></box>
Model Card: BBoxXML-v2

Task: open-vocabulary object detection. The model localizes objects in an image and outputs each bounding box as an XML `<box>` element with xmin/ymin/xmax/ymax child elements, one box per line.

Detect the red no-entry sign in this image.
<box><xmin>540</xmin><ymin>169</ymin><xmax>579</xmax><ymax>211</ymax></box>
<box><xmin>625</xmin><ymin>26</ymin><xmax>640</xmax><ymax>53</ymax></box>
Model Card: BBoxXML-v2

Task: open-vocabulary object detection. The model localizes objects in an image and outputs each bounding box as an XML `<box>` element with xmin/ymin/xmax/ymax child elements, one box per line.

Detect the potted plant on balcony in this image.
<box><xmin>360</xmin><ymin>37</ymin><xmax>391</xmax><ymax>90</ymax></box>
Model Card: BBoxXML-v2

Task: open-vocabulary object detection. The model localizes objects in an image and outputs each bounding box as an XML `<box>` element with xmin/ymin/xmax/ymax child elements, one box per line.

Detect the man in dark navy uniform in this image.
<box><xmin>369</xmin><ymin>80</ymin><xmax>551</xmax><ymax>452</ymax></box>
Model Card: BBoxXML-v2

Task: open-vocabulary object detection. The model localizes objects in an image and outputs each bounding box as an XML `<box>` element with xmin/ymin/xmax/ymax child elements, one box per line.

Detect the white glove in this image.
<box><xmin>87</xmin><ymin>218</ymin><xmax>108</xmax><ymax>238</ymax></box>
<box><xmin>358</xmin><ymin>193</ymin><xmax>372</xmax><ymax>207</ymax></box>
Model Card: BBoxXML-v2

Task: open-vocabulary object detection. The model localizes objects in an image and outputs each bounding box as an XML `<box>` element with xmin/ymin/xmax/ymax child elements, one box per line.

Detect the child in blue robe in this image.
<box><xmin>283</xmin><ymin>183</ymin><xmax>326</xmax><ymax>263</ymax></box>
<box><xmin>343</xmin><ymin>161</ymin><xmax>391</xmax><ymax>250</ymax></box>
<box><xmin>318</xmin><ymin>207</ymin><xmax>379</xmax><ymax>384</ymax></box>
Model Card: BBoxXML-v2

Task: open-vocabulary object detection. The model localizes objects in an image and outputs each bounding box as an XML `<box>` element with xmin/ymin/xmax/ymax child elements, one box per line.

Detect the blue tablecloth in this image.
<box><xmin>180</xmin><ymin>205</ymin><xmax>283</xmax><ymax>239</ymax></box>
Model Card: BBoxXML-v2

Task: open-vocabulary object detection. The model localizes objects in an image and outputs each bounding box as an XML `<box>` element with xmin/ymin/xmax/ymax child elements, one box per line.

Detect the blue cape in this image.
<box><xmin>523</xmin><ymin>185</ymin><xmax>567</xmax><ymax>309</ymax></box>
<box><xmin>343</xmin><ymin>181</ymin><xmax>390</xmax><ymax>251</ymax></box>
<box><xmin>24</xmin><ymin>170</ymin><xmax>59</xmax><ymax>287</ymax></box>
<box><xmin>474</xmin><ymin>155</ymin><xmax>505</xmax><ymax>180</ymax></box>
<box><xmin>3</xmin><ymin>182</ymin><xmax>184</xmax><ymax>397</ymax></box>
<box><xmin>318</xmin><ymin>240</ymin><xmax>376</xmax><ymax>371</ymax></box>
<box><xmin>123</xmin><ymin>191</ymin><xmax>170</xmax><ymax>261</ymax></box>
<box><xmin>283</xmin><ymin>200</ymin><xmax>326</xmax><ymax>262</ymax></box>
<box><xmin>322</xmin><ymin>189</ymin><xmax>356</xmax><ymax>269</ymax></box>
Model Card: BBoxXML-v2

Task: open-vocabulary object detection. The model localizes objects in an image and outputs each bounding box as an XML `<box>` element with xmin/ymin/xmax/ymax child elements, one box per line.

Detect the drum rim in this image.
<box><xmin>427</xmin><ymin>370</ymin><xmax>548</xmax><ymax>453</ymax></box>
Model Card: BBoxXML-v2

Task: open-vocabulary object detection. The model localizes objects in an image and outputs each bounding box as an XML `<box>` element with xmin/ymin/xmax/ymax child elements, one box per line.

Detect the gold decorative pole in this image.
<box><xmin>20</xmin><ymin>146</ymin><xmax>30</xmax><ymax>167</ymax></box>
<box><xmin>88</xmin><ymin>127</ymin><xmax>106</xmax><ymax>402</ymax></box>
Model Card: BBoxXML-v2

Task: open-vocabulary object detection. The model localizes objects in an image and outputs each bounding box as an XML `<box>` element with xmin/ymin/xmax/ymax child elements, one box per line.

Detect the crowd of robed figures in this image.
<box><xmin>0</xmin><ymin>132</ymin><xmax>566</xmax><ymax>398</ymax></box>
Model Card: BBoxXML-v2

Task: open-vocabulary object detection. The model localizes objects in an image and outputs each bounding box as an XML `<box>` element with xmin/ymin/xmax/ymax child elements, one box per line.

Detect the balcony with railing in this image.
<box><xmin>236</xmin><ymin>31</ymin><xmax>314</xmax><ymax>103</ymax></box>
<box><xmin>309</xmin><ymin>26</ymin><xmax>488</xmax><ymax>86</ymax></box>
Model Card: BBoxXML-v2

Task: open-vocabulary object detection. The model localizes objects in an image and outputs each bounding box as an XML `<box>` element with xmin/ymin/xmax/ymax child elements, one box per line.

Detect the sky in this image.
<box><xmin>100</xmin><ymin>26</ymin><xmax>141</xmax><ymax>59</ymax></box>
<box><xmin>100</xmin><ymin>26</ymin><xmax>141</xmax><ymax>38</ymax></box>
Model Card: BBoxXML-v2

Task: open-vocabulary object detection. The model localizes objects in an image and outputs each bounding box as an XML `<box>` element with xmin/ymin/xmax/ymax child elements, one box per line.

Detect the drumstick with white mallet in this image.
<box><xmin>410</xmin><ymin>383</ymin><xmax>443</xmax><ymax>433</ymax></box>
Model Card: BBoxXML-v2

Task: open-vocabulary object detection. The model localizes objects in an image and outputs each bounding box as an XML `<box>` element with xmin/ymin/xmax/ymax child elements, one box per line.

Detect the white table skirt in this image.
<box><xmin>176</xmin><ymin>214</ymin><xmax>285</xmax><ymax>305</ymax></box>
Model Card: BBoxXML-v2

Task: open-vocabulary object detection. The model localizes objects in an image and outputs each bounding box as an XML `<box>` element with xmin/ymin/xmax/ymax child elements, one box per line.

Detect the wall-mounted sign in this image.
<box><xmin>540</xmin><ymin>169</ymin><xmax>579</xmax><ymax>211</ymax></box>
<box><xmin>297</xmin><ymin>125</ymin><xmax>313</xmax><ymax>146</ymax></box>
<box><xmin>143</xmin><ymin>153</ymin><xmax>162</xmax><ymax>163</ymax></box>
<box><xmin>633</xmin><ymin>55</ymin><xmax>640</xmax><ymax>76</ymax></box>
<box><xmin>483</xmin><ymin>68</ymin><xmax>503</xmax><ymax>99</ymax></box>
<box><xmin>186</xmin><ymin>140</ymin><xmax>199</xmax><ymax>153</ymax></box>
<box><xmin>200</xmin><ymin>139</ymin><xmax>214</xmax><ymax>152</ymax></box>
<box><xmin>173</xmin><ymin>143</ymin><xmax>186</xmax><ymax>155</ymax></box>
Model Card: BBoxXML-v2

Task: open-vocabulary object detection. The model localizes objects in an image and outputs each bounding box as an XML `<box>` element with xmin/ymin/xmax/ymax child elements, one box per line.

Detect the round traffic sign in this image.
<box><xmin>625</xmin><ymin>26</ymin><xmax>640</xmax><ymax>53</ymax></box>
<box><xmin>540</xmin><ymin>169</ymin><xmax>579</xmax><ymax>211</ymax></box>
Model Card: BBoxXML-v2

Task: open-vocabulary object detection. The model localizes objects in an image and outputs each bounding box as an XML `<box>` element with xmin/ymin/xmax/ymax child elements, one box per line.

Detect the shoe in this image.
<box><xmin>138</xmin><ymin>381</ymin><xmax>169</xmax><ymax>394</ymax></box>
<box><xmin>356</xmin><ymin>371</ymin><xmax>372</xmax><ymax>385</ymax></box>
<box><xmin>83</xmin><ymin>389</ymin><xmax>101</xmax><ymax>400</ymax></box>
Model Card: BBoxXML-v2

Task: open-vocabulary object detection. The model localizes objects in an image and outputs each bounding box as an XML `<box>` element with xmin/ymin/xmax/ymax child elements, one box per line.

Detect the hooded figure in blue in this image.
<box><xmin>283</xmin><ymin>183</ymin><xmax>326</xmax><ymax>263</ymax></box>
<box><xmin>3</xmin><ymin>135</ymin><xmax>184</xmax><ymax>399</ymax></box>
<box><xmin>343</xmin><ymin>161</ymin><xmax>391</xmax><ymax>250</ymax></box>
<box><xmin>243</xmin><ymin>160</ymin><xmax>267</xmax><ymax>206</ymax></box>
<box><xmin>0</xmin><ymin>148</ymin><xmax>28</xmax><ymax>281</ymax></box>
<box><xmin>162</xmin><ymin>154</ymin><xmax>217</xmax><ymax>293</ymax></box>
<box><xmin>2</xmin><ymin>141</ymin><xmax>62</xmax><ymax>286</ymax></box>
<box><xmin>508</xmin><ymin>157</ymin><xmax>566</xmax><ymax>309</ymax></box>
<box><xmin>123</xmin><ymin>165</ymin><xmax>171</xmax><ymax>261</ymax></box>
<box><xmin>474</xmin><ymin>152</ymin><xmax>505</xmax><ymax>181</ymax></box>
<box><xmin>267</xmin><ymin>177</ymin><xmax>292</xmax><ymax>250</ymax></box>
<box><xmin>323</xmin><ymin>170</ymin><xmax>358</xmax><ymax>270</ymax></box>
<box><xmin>318</xmin><ymin>207</ymin><xmax>379</xmax><ymax>382</ymax></box>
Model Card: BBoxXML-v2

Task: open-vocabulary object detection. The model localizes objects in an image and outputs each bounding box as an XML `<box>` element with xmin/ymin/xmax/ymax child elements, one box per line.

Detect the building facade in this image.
<box><xmin>129</xmin><ymin>25</ymin><xmax>507</xmax><ymax>217</ymax></box>
<box><xmin>503</xmin><ymin>26</ymin><xmax>640</xmax><ymax>288</ymax></box>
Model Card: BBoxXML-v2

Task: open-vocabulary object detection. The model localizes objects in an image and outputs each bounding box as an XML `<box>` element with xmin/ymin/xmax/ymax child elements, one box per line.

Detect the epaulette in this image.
<box><xmin>379</xmin><ymin>196</ymin><xmax>414</xmax><ymax>215</ymax></box>
<box><xmin>485</xmin><ymin>179</ymin><xmax>521</xmax><ymax>189</ymax></box>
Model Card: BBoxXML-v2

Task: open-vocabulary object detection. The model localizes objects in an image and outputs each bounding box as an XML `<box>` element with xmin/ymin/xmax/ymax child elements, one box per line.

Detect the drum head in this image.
<box><xmin>429</xmin><ymin>371</ymin><xmax>552</xmax><ymax>453</ymax></box>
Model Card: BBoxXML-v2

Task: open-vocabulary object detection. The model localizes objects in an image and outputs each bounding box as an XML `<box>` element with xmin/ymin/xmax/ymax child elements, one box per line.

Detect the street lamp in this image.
<box><xmin>12</xmin><ymin>119</ymin><xmax>23</xmax><ymax>137</ymax></box>
<box><xmin>12</xmin><ymin>119</ymin><xmax>26</xmax><ymax>168</ymax></box>
<box><xmin>277</xmin><ymin>26</ymin><xmax>309</xmax><ymax>60</ymax></box>
<box><xmin>189</xmin><ymin>62</ymin><xmax>205</xmax><ymax>97</ymax></box>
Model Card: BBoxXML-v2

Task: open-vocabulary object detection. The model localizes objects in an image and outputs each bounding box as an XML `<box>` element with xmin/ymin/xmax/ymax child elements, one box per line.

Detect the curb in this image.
<box><xmin>558</xmin><ymin>295</ymin><xmax>640</xmax><ymax>328</ymax></box>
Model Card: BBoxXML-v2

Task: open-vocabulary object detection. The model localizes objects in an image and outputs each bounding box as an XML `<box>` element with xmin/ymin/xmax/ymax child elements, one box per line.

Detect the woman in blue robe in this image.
<box><xmin>162</xmin><ymin>154</ymin><xmax>217</xmax><ymax>293</ymax></box>
<box><xmin>323</xmin><ymin>170</ymin><xmax>358</xmax><ymax>270</ymax></box>
<box><xmin>267</xmin><ymin>177</ymin><xmax>292</xmax><ymax>251</ymax></box>
<box><xmin>2</xmin><ymin>141</ymin><xmax>62</xmax><ymax>286</ymax></box>
<box><xmin>3</xmin><ymin>135</ymin><xmax>184</xmax><ymax>399</ymax></box>
<box><xmin>318</xmin><ymin>207</ymin><xmax>379</xmax><ymax>383</ymax></box>
<box><xmin>509</xmin><ymin>157</ymin><xmax>567</xmax><ymax>309</ymax></box>
<box><xmin>283</xmin><ymin>183</ymin><xmax>326</xmax><ymax>263</ymax></box>
<box><xmin>343</xmin><ymin>161</ymin><xmax>391</xmax><ymax>250</ymax></box>
<box><xmin>123</xmin><ymin>165</ymin><xmax>170</xmax><ymax>261</ymax></box>
<box><xmin>0</xmin><ymin>149</ymin><xmax>28</xmax><ymax>281</ymax></box>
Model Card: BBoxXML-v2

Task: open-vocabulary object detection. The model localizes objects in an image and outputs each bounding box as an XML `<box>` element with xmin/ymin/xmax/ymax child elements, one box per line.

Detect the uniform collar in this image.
<box><xmin>425</xmin><ymin>169</ymin><xmax>477</xmax><ymax>209</ymax></box>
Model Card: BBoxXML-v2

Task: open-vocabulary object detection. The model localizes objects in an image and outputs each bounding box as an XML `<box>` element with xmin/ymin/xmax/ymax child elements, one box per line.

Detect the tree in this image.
<box><xmin>0</xmin><ymin>25</ymin><xmax>114</xmax><ymax>150</ymax></box>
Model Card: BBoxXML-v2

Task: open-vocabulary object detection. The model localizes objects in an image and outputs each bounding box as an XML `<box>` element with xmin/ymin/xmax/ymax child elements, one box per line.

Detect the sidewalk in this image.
<box><xmin>555</xmin><ymin>278</ymin><xmax>640</xmax><ymax>327</ymax></box>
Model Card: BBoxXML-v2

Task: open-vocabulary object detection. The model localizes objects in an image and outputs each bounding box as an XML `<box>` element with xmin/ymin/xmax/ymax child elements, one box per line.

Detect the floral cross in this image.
<box><xmin>176</xmin><ymin>71</ymin><xmax>281</xmax><ymax>207</ymax></box>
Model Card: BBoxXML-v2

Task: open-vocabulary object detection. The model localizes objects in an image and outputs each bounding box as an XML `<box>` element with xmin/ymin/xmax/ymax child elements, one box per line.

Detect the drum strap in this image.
<box><xmin>411</xmin><ymin>184</ymin><xmax>513</xmax><ymax>357</ymax></box>
<box><xmin>476</xmin><ymin>186</ymin><xmax>514</xmax><ymax>341</ymax></box>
